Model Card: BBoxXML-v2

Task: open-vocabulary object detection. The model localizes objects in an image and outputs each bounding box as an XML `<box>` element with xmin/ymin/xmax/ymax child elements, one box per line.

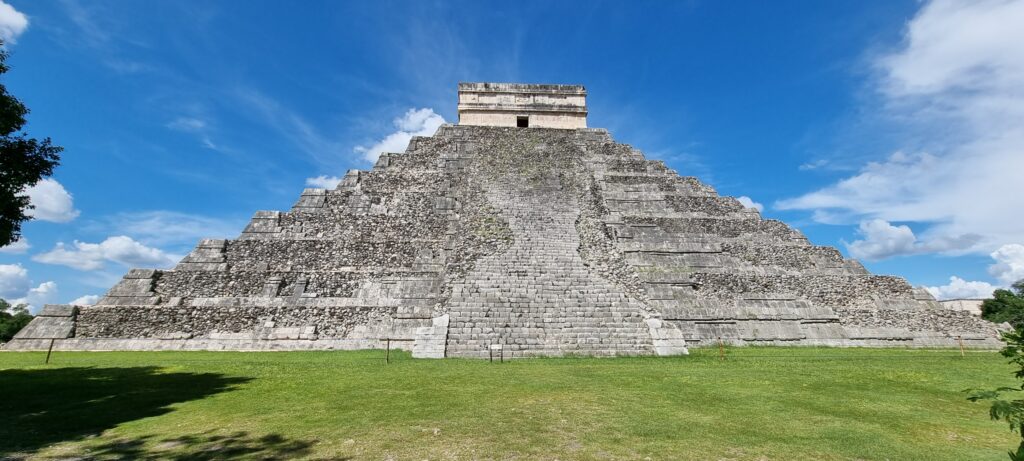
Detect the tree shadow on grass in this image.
<box><xmin>77</xmin><ymin>431</ymin><xmax>345</xmax><ymax>460</ymax></box>
<box><xmin>0</xmin><ymin>366</ymin><xmax>251</xmax><ymax>457</ymax></box>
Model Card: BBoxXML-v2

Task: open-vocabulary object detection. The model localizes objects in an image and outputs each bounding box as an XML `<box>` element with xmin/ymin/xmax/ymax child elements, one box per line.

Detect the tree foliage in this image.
<box><xmin>0</xmin><ymin>298</ymin><xmax>33</xmax><ymax>342</ymax></box>
<box><xmin>968</xmin><ymin>325</ymin><xmax>1024</xmax><ymax>460</ymax></box>
<box><xmin>983</xmin><ymin>281</ymin><xmax>1024</xmax><ymax>328</ymax></box>
<box><xmin>0</xmin><ymin>43</ymin><xmax>63</xmax><ymax>247</ymax></box>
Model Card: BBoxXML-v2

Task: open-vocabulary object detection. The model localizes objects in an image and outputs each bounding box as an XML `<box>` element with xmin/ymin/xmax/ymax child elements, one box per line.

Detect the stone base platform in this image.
<box><xmin>3</xmin><ymin>337</ymin><xmax>405</xmax><ymax>352</ymax></box>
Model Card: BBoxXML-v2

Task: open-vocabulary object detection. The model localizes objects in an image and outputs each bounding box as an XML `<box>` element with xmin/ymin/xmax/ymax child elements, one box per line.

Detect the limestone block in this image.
<box><xmin>844</xmin><ymin>260</ymin><xmax>869</xmax><ymax>274</ymax></box>
<box><xmin>690</xmin><ymin>322</ymin><xmax>741</xmax><ymax>341</ymax></box>
<box><xmin>96</xmin><ymin>296</ymin><xmax>161</xmax><ymax>306</ymax></box>
<box><xmin>292</xmin><ymin>188</ymin><xmax>328</xmax><ymax>210</ymax></box>
<box><xmin>434</xmin><ymin>196</ymin><xmax>457</xmax><ymax>211</ymax></box>
<box><xmin>387</xmin><ymin>276</ymin><xmax>443</xmax><ymax>299</ymax></box>
<box><xmin>13</xmin><ymin>317</ymin><xmax>75</xmax><ymax>339</ymax></box>
<box><xmin>40</xmin><ymin>304</ymin><xmax>78</xmax><ymax>317</ymax></box>
<box><xmin>340</xmin><ymin>170</ymin><xmax>362</xmax><ymax>188</ymax></box>
<box><xmin>873</xmin><ymin>298</ymin><xmax>929</xmax><ymax>310</ymax></box>
<box><xmin>270</xmin><ymin>326</ymin><xmax>316</xmax><ymax>340</ymax></box>
<box><xmin>176</xmin><ymin>262</ymin><xmax>229</xmax><ymax>272</ymax></box>
<box><xmin>242</xmin><ymin>211</ymin><xmax>281</xmax><ymax>234</ymax></box>
<box><xmin>912</xmin><ymin>287</ymin><xmax>938</xmax><ymax>301</ymax></box>
<box><xmin>126</xmin><ymin>268</ymin><xmax>158</xmax><ymax>279</ymax></box>
<box><xmin>209</xmin><ymin>331</ymin><xmax>256</xmax><ymax>340</ymax></box>
<box><xmin>262</xmin><ymin>277</ymin><xmax>284</xmax><ymax>297</ymax></box>
<box><xmin>800</xmin><ymin>323</ymin><xmax>848</xmax><ymax>340</ymax></box>
<box><xmin>106</xmin><ymin>277</ymin><xmax>155</xmax><ymax>297</ymax></box>
<box><xmin>737</xmin><ymin>321</ymin><xmax>805</xmax><ymax>341</ymax></box>
<box><xmin>177</xmin><ymin>240</ymin><xmax>227</xmax><ymax>268</ymax></box>
<box><xmin>845</xmin><ymin>328</ymin><xmax>914</xmax><ymax>340</ymax></box>
<box><xmin>413</xmin><ymin>315</ymin><xmax>450</xmax><ymax>359</ymax></box>
<box><xmin>645</xmin><ymin>318</ymin><xmax>689</xmax><ymax>356</ymax></box>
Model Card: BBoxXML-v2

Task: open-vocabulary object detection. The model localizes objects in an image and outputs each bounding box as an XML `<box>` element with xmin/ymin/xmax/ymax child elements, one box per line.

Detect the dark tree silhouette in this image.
<box><xmin>0</xmin><ymin>42</ymin><xmax>63</xmax><ymax>247</ymax></box>
<box><xmin>0</xmin><ymin>367</ymin><xmax>251</xmax><ymax>457</ymax></box>
<box><xmin>85</xmin><ymin>431</ymin><xmax>329</xmax><ymax>461</ymax></box>
<box><xmin>0</xmin><ymin>298</ymin><xmax>32</xmax><ymax>341</ymax></box>
<box><xmin>983</xmin><ymin>281</ymin><xmax>1024</xmax><ymax>328</ymax></box>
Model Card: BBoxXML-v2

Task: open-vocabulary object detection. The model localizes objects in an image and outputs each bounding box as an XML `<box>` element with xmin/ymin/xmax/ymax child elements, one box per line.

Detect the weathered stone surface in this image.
<box><xmin>5</xmin><ymin>83</ymin><xmax>1004</xmax><ymax>354</ymax></box>
<box><xmin>14</xmin><ymin>305</ymin><xmax>78</xmax><ymax>340</ymax></box>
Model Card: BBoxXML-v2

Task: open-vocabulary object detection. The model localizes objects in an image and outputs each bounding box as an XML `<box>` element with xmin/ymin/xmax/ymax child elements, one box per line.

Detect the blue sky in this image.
<box><xmin>1</xmin><ymin>0</ymin><xmax>1022</xmax><ymax>310</ymax></box>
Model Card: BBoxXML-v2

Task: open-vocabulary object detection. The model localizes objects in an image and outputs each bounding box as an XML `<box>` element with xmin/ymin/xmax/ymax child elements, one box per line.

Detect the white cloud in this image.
<box><xmin>305</xmin><ymin>175</ymin><xmax>343</xmax><ymax>189</ymax></box>
<box><xmin>926</xmin><ymin>276</ymin><xmax>997</xmax><ymax>300</ymax></box>
<box><xmin>989</xmin><ymin>243</ymin><xmax>1024</xmax><ymax>285</ymax></box>
<box><xmin>87</xmin><ymin>211</ymin><xmax>243</xmax><ymax>246</ymax></box>
<box><xmin>844</xmin><ymin>219</ymin><xmax>981</xmax><ymax>261</ymax></box>
<box><xmin>26</xmin><ymin>178</ymin><xmax>80</xmax><ymax>223</ymax></box>
<box><xmin>778</xmin><ymin>0</ymin><xmax>1024</xmax><ymax>258</ymax></box>
<box><xmin>0</xmin><ymin>1</ymin><xmax>28</xmax><ymax>44</ymax></box>
<box><xmin>69</xmin><ymin>294</ymin><xmax>99</xmax><ymax>306</ymax></box>
<box><xmin>10</xmin><ymin>281</ymin><xmax>58</xmax><ymax>313</ymax></box>
<box><xmin>845</xmin><ymin>220</ymin><xmax>916</xmax><ymax>261</ymax></box>
<box><xmin>0</xmin><ymin>237</ymin><xmax>29</xmax><ymax>254</ymax></box>
<box><xmin>0</xmin><ymin>263</ymin><xmax>29</xmax><ymax>299</ymax></box>
<box><xmin>922</xmin><ymin>243</ymin><xmax>1024</xmax><ymax>300</ymax></box>
<box><xmin>355</xmin><ymin>108</ymin><xmax>445</xmax><ymax>163</ymax></box>
<box><xmin>33</xmin><ymin>236</ymin><xmax>181</xmax><ymax>271</ymax></box>
<box><xmin>735</xmin><ymin>196</ymin><xmax>763</xmax><ymax>213</ymax></box>
<box><xmin>0</xmin><ymin>264</ymin><xmax>57</xmax><ymax>312</ymax></box>
<box><xmin>878</xmin><ymin>0</ymin><xmax>1024</xmax><ymax>97</ymax></box>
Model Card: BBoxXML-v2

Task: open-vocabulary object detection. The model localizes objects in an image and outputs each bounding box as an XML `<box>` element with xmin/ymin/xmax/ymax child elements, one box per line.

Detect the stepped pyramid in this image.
<box><xmin>9</xmin><ymin>82</ymin><xmax>1002</xmax><ymax>356</ymax></box>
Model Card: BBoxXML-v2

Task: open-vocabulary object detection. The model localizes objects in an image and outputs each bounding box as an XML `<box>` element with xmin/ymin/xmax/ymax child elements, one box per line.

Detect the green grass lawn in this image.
<box><xmin>0</xmin><ymin>347</ymin><xmax>1018</xmax><ymax>460</ymax></box>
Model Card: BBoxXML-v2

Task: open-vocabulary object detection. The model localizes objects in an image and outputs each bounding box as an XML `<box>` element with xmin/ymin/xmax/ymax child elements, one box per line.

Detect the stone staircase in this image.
<box><xmin>445</xmin><ymin>175</ymin><xmax>655</xmax><ymax>358</ymax></box>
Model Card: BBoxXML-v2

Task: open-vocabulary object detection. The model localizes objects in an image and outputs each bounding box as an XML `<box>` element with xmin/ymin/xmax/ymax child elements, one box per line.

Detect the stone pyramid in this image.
<box><xmin>9</xmin><ymin>83</ymin><xmax>1002</xmax><ymax>356</ymax></box>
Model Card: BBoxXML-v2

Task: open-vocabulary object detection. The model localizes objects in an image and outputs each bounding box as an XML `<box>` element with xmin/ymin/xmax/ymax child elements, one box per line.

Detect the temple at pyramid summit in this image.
<box><xmin>8</xmin><ymin>82</ymin><xmax>1004</xmax><ymax>356</ymax></box>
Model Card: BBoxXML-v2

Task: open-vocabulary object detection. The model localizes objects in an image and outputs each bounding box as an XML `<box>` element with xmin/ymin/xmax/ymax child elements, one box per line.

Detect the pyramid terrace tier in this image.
<box><xmin>7</xmin><ymin>124</ymin><xmax>1004</xmax><ymax>354</ymax></box>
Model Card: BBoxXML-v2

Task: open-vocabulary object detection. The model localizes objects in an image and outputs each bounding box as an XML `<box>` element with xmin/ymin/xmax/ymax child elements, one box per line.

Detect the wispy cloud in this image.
<box><xmin>34</xmin><ymin>236</ymin><xmax>182</xmax><ymax>271</ymax></box>
<box><xmin>778</xmin><ymin>0</ymin><xmax>1024</xmax><ymax>259</ymax></box>
<box><xmin>87</xmin><ymin>210</ymin><xmax>244</xmax><ymax>247</ymax></box>
<box><xmin>234</xmin><ymin>88</ymin><xmax>347</xmax><ymax>167</ymax></box>
<box><xmin>166</xmin><ymin>116</ymin><xmax>219</xmax><ymax>149</ymax></box>
<box><xmin>57</xmin><ymin>0</ymin><xmax>153</xmax><ymax>73</ymax></box>
<box><xmin>59</xmin><ymin>0</ymin><xmax>111</xmax><ymax>46</ymax></box>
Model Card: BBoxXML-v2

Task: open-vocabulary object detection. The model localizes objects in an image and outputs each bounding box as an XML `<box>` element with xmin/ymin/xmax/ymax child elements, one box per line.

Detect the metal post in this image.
<box><xmin>45</xmin><ymin>339</ymin><xmax>55</xmax><ymax>364</ymax></box>
<box><xmin>500</xmin><ymin>343</ymin><xmax>504</xmax><ymax>363</ymax></box>
<box><xmin>718</xmin><ymin>337</ymin><xmax>725</xmax><ymax>361</ymax></box>
<box><xmin>489</xmin><ymin>343</ymin><xmax>493</xmax><ymax>363</ymax></box>
<box><xmin>958</xmin><ymin>335</ymin><xmax>965</xmax><ymax>358</ymax></box>
<box><xmin>386</xmin><ymin>338</ymin><xmax>391</xmax><ymax>364</ymax></box>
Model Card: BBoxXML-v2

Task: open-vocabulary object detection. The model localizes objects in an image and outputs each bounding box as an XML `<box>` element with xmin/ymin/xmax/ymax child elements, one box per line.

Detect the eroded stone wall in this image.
<box><xmin>14</xmin><ymin>122</ymin><xmax>1001</xmax><ymax>354</ymax></box>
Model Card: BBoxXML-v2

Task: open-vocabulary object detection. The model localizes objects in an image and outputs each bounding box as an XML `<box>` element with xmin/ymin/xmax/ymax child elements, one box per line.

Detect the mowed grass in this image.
<box><xmin>0</xmin><ymin>347</ymin><xmax>1018</xmax><ymax>460</ymax></box>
